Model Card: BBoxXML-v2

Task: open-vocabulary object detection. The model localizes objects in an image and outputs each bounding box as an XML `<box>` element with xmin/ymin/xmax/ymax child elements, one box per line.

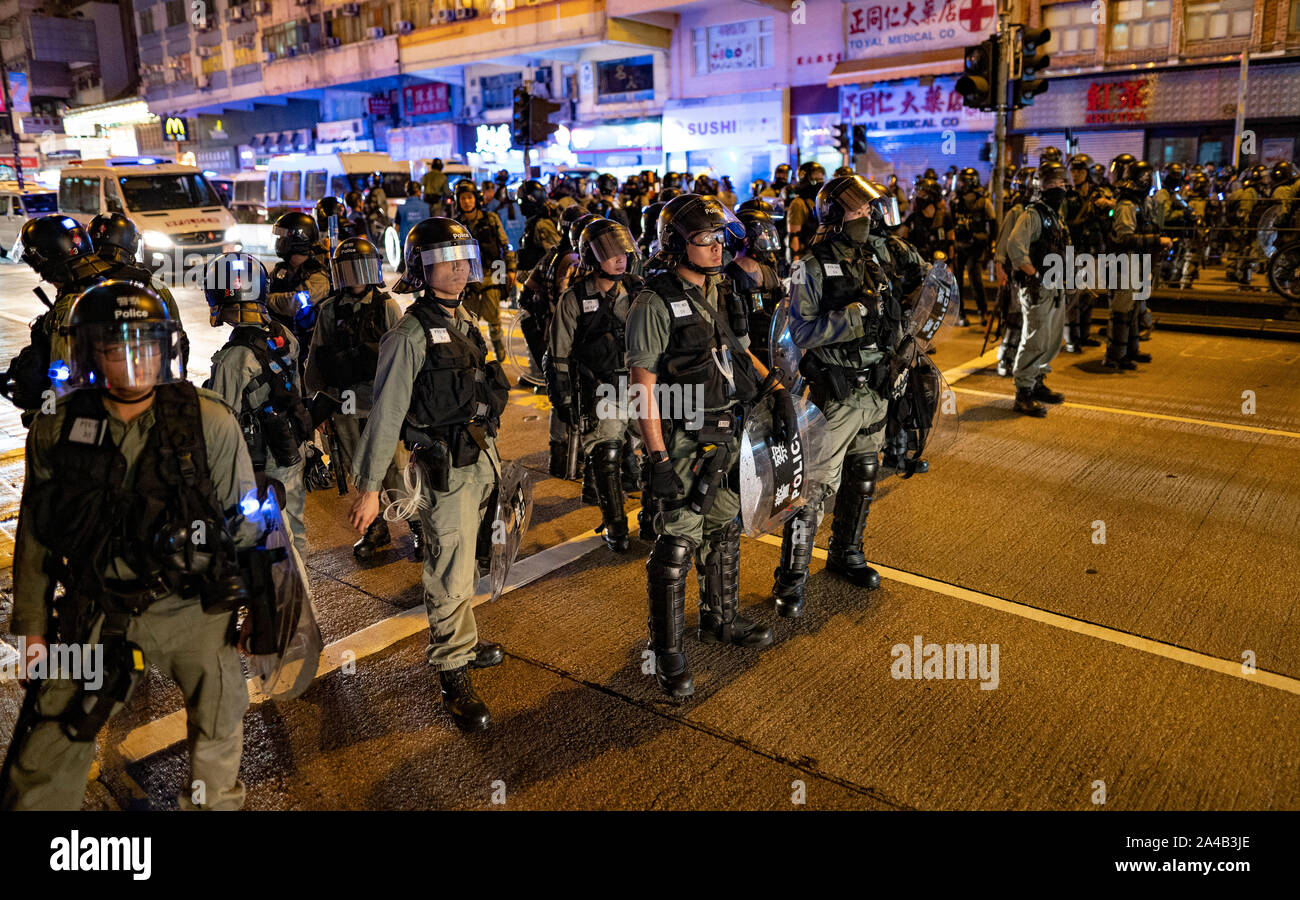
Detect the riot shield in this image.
<box><xmin>767</xmin><ymin>299</ymin><xmax>805</xmax><ymax>395</ymax></box>
<box><xmin>1257</xmin><ymin>206</ymin><xmax>1284</xmax><ymax>258</ymax></box>
<box><xmin>881</xmin><ymin>339</ymin><xmax>959</xmax><ymax>479</ymax></box>
<box><xmin>245</xmin><ymin>484</ymin><xmax>323</xmax><ymax>701</ymax></box>
<box><xmin>488</xmin><ymin>460</ymin><xmax>534</xmax><ymax>602</ymax></box>
<box><xmin>907</xmin><ymin>261</ymin><xmax>959</xmax><ymax>341</ymax></box>
<box><xmin>738</xmin><ymin>392</ymin><xmax>828</xmax><ymax>537</ymax></box>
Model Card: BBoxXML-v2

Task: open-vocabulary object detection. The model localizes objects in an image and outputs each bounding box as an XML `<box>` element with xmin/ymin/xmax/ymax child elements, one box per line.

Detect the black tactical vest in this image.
<box><xmin>225</xmin><ymin>322</ymin><xmax>313</xmax><ymax>442</ymax></box>
<box><xmin>1027</xmin><ymin>200</ymin><xmax>1068</xmax><ymax>271</ymax></box>
<box><xmin>316</xmin><ymin>290</ymin><xmax>389</xmax><ymax>390</ymax></box>
<box><xmin>644</xmin><ymin>272</ymin><xmax>758</xmax><ymax>413</ymax></box>
<box><xmin>807</xmin><ymin>239</ymin><xmax>889</xmax><ymax>352</ymax></box>
<box><xmin>27</xmin><ymin>382</ymin><xmax>236</xmax><ymax>614</ymax></box>
<box><xmin>461</xmin><ymin>210</ymin><xmax>504</xmax><ymax>263</ymax></box>
<box><xmin>404</xmin><ymin>299</ymin><xmax>510</xmax><ymax>441</ymax></box>
<box><xmin>724</xmin><ymin>258</ymin><xmax>780</xmax><ymax>353</ymax></box>
<box><xmin>571</xmin><ymin>278</ymin><xmax>628</xmax><ymax>381</ymax></box>
<box><xmin>518</xmin><ymin>215</ymin><xmax>550</xmax><ymax>272</ymax></box>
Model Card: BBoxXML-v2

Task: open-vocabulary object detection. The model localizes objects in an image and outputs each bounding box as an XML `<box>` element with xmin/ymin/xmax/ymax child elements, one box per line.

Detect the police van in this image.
<box><xmin>57</xmin><ymin>158</ymin><xmax>238</xmax><ymax>256</ymax></box>
<box><xmin>264</xmin><ymin>151</ymin><xmax>410</xmax><ymax>221</ymax></box>
<box><xmin>0</xmin><ymin>181</ymin><xmax>59</xmax><ymax>260</ymax></box>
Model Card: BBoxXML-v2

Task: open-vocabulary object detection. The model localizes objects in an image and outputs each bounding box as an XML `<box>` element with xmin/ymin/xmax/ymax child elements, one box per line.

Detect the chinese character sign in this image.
<box><xmin>1084</xmin><ymin>78</ymin><xmax>1152</xmax><ymax>124</ymax></box>
<box><xmin>841</xmin><ymin>77</ymin><xmax>993</xmax><ymax>134</ymax></box>
<box><xmin>844</xmin><ymin>0</ymin><xmax>995</xmax><ymax>59</ymax></box>
<box><xmin>403</xmin><ymin>83</ymin><xmax>451</xmax><ymax>117</ymax></box>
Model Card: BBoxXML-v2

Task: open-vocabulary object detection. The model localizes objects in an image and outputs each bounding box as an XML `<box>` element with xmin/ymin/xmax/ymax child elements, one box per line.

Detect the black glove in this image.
<box><xmin>772</xmin><ymin>387</ymin><xmax>799</xmax><ymax>446</ymax></box>
<box><xmin>645</xmin><ymin>450</ymin><xmax>683</xmax><ymax>499</ymax></box>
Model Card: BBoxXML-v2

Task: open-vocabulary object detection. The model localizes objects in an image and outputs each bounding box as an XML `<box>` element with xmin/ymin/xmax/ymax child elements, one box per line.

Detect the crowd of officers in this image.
<box><xmin>2</xmin><ymin>147</ymin><xmax>1296</xmax><ymax>810</ymax></box>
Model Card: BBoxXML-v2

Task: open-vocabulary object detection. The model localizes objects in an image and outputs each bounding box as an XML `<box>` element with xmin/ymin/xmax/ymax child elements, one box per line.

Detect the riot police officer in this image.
<box><xmin>517</xmin><ymin>179</ymin><xmax>563</xmax><ymax>277</ymax></box>
<box><xmin>1225</xmin><ymin>168</ymin><xmax>1264</xmax><ymax>285</ymax></box>
<box><xmin>550</xmin><ymin>219</ymin><xmax>643</xmax><ymax>551</ymax></box>
<box><xmin>637</xmin><ymin>201</ymin><xmax>665</xmax><ymax>258</ymax></box>
<box><xmin>627</xmin><ymin>195</ymin><xmax>781</xmax><ymax>699</ymax></box>
<box><xmin>992</xmin><ymin>168</ymin><xmax>1034</xmax><ymax>377</ymax></box>
<box><xmin>1003</xmin><ymin>162</ymin><xmax>1071</xmax><ymax>416</ymax></box>
<box><xmin>1268</xmin><ymin>160</ymin><xmax>1299</xmax><ymax>227</ymax></box>
<box><xmin>949</xmin><ymin>167</ymin><xmax>995</xmax><ymax>327</ymax></box>
<box><xmin>455</xmin><ymin>179</ymin><xmax>515</xmax><ymax>362</ymax></box>
<box><xmin>314</xmin><ymin>196</ymin><xmax>361</xmax><ymax>244</ymax></box>
<box><xmin>729</xmin><ymin>199</ymin><xmax>786</xmax><ymax>362</ymax></box>
<box><xmin>1062</xmin><ymin>154</ymin><xmax>1113</xmax><ymax>351</ymax></box>
<box><xmin>266</xmin><ymin>212</ymin><xmax>332</xmax><ymax>354</ymax></box>
<box><xmin>770</xmin><ymin>176</ymin><xmax>899</xmax><ymax>616</ymax></box>
<box><xmin>1109</xmin><ymin>153</ymin><xmax>1137</xmax><ymax>187</ymax></box>
<box><xmin>3</xmin><ymin>216</ymin><xmax>115</xmax><ymax>422</ymax></box>
<box><xmin>1106</xmin><ymin>161</ymin><xmax>1172</xmax><ymax>369</ymax></box>
<box><xmin>900</xmin><ymin>180</ymin><xmax>953</xmax><ymax>263</ymax></box>
<box><xmin>1181</xmin><ymin>171</ymin><xmax>1212</xmax><ymax>289</ymax></box>
<box><xmin>785</xmin><ymin>161</ymin><xmax>826</xmax><ymax>257</ymax></box>
<box><xmin>1152</xmin><ymin>162</ymin><xmax>1192</xmax><ymax>285</ymax></box>
<box><xmin>2</xmin><ymin>282</ymin><xmax>262</xmax><ymax>810</ymax></box>
<box><xmin>348</xmin><ymin>218</ymin><xmax>509</xmax><ymax>732</ymax></box>
<box><xmin>205</xmin><ymin>252</ymin><xmax>313</xmax><ymax>563</ymax></box>
<box><xmin>592</xmin><ymin>173</ymin><xmax>632</xmax><ymax>229</ymax></box>
<box><xmin>304</xmin><ymin>236</ymin><xmax>418</xmax><ymax>561</ymax></box>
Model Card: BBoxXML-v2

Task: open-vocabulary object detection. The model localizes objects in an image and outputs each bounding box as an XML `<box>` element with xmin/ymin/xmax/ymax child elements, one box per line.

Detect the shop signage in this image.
<box><xmin>162</xmin><ymin>116</ymin><xmax>189</xmax><ymax>142</ymax></box>
<box><xmin>403</xmin><ymin>82</ymin><xmax>450</xmax><ymax>117</ymax></box>
<box><xmin>840</xmin><ymin>77</ymin><xmax>993</xmax><ymax>134</ymax></box>
<box><xmin>705</xmin><ymin>20</ymin><xmax>764</xmax><ymax>74</ymax></box>
<box><xmin>317</xmin><ymin>119</ymin><xmax>366</xmax><ymax>143</ymax></box>
<box><xmin>845</xmin><ymin>0</ymin><xmax>995</xmax><ymax>59</ymax></box>
<box><xmin>663</xmin><ymin>97</ymin><xmax>784</xmax><ymax>151</ymax></box>
<box><xmin>369</xmin><ymin>96</ymin><xmax>392</xmax><ymax>117</ymax></box>
<box><xmin>1084</xmin><ymin>79</ymin><xmax>1151</xmax><ymax>124</ymax></box>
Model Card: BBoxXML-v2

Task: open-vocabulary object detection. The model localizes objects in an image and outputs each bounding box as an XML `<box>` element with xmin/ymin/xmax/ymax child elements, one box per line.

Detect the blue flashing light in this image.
<box><xmin>295</xmin><ymin>290</ymin><xmax>310</xmax><ymax>309</ymax></box>
<box><xmin>48</xmin><ymin>361</ymin><xmax>70</xmax><ymax>382</ymax></box>
<box><xmin>88</xmin><ymin>371</ymin><xmax>96</xmax><ymax>384</ymax></box>
<box><xmin>239</xmin><ymin>489</ymin><xmax>260</xmax><ymax>518</ymax></box>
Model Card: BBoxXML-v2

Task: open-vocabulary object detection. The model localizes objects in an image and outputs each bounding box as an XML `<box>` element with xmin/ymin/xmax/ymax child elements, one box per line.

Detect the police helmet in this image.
<box><xmin>865</xmin><ymin>181</ymin><xmax>903</xmax><ymax>231</ymax></box>
<box><xmin>657</xmin><ymin>186</ymin><xmax>684</xmax><ymax>203</ymax></box>
<box><xmin>19</xmin><ymin>215</ymin><xmax>114</xmax><ymax>285</ymax></box>
<box><xmin>815</xmin><ymin>175</ymin><xmax>889</xmax><ymax>230</ymax></box>
<box><xmin>1039</xmin><ymin>146</ymin><xmax>1063</xmax><ymax>165</ymax></box>
<box><xmin>656</xmin><ymin>194</ymin><xmax>743</xmax><ymax>274</ymax></box>
<box><xmin>1069</xmin><ymin>153</ymin><xmax>1094</xmax><ymax>173</ymax></box>
<box><xmin>596</xmin><ymin>173</ymin><xmax>619</xmax><ymax>195</ymax></box>
<box><xmin>495</xmin><ymin>169</ymin><xmax>510</xmax><ymax>186</ymax></box>
<box><xmin>661</xmin><ymin>172</ymin><xmax>682</xmax><ymax>190</ymax></box>
<box><xmin>772</xmin><ymin>164</ymin><xmax>792</xmax><ymax>184</ymax></box>
<box><xmin>569</xmin><ymin>213</ymin><xmax>599</xmax><ymax>250</ymax></box>
<box><xmin>519</xmin><ymin>179</ymin><xmax>549</xmax><ymax>217</ymax></box>
<box><xmin>694</xmin><ymin>174</ymin><xmax>718</xmax><ymax>196</ymax></box>
<box><xmin>61</xmin><ymin>281</ymin><xmax>184</xmax><ymax>393</ymax></box>
<box><xmin>1126</xmin><ymin>160</ymin><xmax>1156</xmax><ymax>196</ymax></box>
<box><xmin>1038</xmin><ymin>161</ymin><xmax>1068</xmax><ymax>189</ymax></box>
<box><xmin>750</xmin><ymin>178</ymin><xmax>770</xmax><ymax>198</ymax></box>
<box><xmin>1162</xmin><ymin>162</ymin><xmax>1187</xmax><ymax>190</ymax></box>
<box><xmin>1270</xmin><ymin>160</ymin><xmax>1298</xmax><ymax>187</ymax></box>
<box><xmin>579</xmin><ymin>218</ymin><xmax>638</xmax><ymax>276</ymax></box>
<box><xmin>203</xmin><ymin>252</ymin><xmax>270</xmax><ymax>327</ymax></box>
<box><xmin>957</xmin><ymin>167</ymin><xmax>981</xmax><ymax>192</ymax></box>
<box><xmin>87</xmin><ymin>213</ymin><xmax>141</xmax><ymax>265</ymax></box>
<box><xmin>734</xmin><ymin>204</ymin><xmax>783</xmax><ymax>254</ymax></box>
<box><xmin>454</xmin><ymin>178</ymin><xmax>481</xmax><ymax>209</ymax></box>
<box><xmin>640</xmin><ymin>201</ymin><xmax>665</xmax><ymax>243</ymax></box>
<box><xmin>394</xmin><ymin>217</ymin><xmax>482</xmax><ymax>294</ymax></box>
<box><xmin>314</xmin><ymin>196</ymin><xmax>357</xmax><ymax>239</ymax></box>
<box><xmin>1109</xmin><ymin>153</ymin><xmax>1137</xmax><ymax>185</ymax></box>
<box><xmin>334</xmin><ymin>236</ymin><xmax>385</xmax><ymax>289</ymax></box>
<box><xmin>272</xmin><ymin>211</ymin><xmax>320</xmax><ymax>257</ymax></box>
<box><xmin>1189</xmin><ymin>172</ymin><xmax>1210</xmax><ymax>197</ymax></box>
<box><xmin>796</xmin><ymin>161</ymin><xmax>826</xmax><ymax>191</ymax></box>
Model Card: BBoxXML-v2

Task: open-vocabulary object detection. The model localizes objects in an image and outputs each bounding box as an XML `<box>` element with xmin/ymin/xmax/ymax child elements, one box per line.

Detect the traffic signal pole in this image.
<box><xmin>992</xmin><ymin>5</ymin><xmax>1012</xmax><ymax>228</ymax></box>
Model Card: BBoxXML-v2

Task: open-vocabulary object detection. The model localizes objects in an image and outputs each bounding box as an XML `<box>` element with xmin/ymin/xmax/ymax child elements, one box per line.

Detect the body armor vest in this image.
<box><xmin>223</xmin><ymin>322</ymin><xmax>313</xmax><ymax>467</ymax></box>
<box><xmin>316</xmin><ymin>290</ymin><xmax>389</xmax><ymax>390</ymax></box>
<box><xmin>571</xmin><ymin>278</ymin><xmax>633</xmax><ymax>382</ymax></box>
<box><xmin>404</xmin><ymin>299</ymin><xmax>510</xmax><ymax>448</ymax></box>
<box><xmin>953</xmin><ymin>194</ymin><xmax>991</xmax><ymax>245</ymax></box>
<box><xmin>27</xmin><ymin>382</ymin><xmax>237</xmax><ymax>617</ymax></box>
<box><xmin>1027</xmin><ymin>200</ymin><xmax>1068</xmax><ymax>272</ymax></box>
<box><xmin>644</xmin><ymin>272</ymin><xmax>758</xmax><ymax>414</ymax></box>
<box><xmin>724</xmin><ymin>258</ymin><xmax>780</xmax><ymax>354</ymax></box>
<box><xmin>518</xmin><ymin>215</ymin><xmax>552</xmax><ymax>272</ymax></box>
<box><xmin>807</xmin><ymin>239</ymin><xmax>889</xmax><ymax>353</ymax></box>
<box><xmin>460</xmin><ymin>210</ymin><xmax>504</xmax><ymax>263</ymax></box>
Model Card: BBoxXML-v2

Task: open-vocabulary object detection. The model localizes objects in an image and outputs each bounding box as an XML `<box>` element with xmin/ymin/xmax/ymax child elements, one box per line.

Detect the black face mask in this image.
<box><xmin>841</xmin><ymin>217</ymin><xmax>872</xmax><ymax>244</ymax></box>
<box><xmin>1042</xmin><ymin>187</ymin><xmax>1067</xmax><ymax>208</ymax></box>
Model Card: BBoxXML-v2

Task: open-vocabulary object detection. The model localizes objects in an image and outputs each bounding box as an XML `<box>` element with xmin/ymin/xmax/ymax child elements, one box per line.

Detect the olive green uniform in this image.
<box><xmin>352</xmin><ymin>302</ymin><xmax>500</xmax><ymax>671</ymax></box>
<box><xmin>456</xmin><ymin>208</ymin><xmax>515</xmax><ymax>356</ymax></box>
<box><xmin>266</xmin><ymin>259</ymin><xmax>332</xmax><ymax>321</ymax></box>
<box><xmin>4</xmin><ymin>390</ymin><xmax>262</xmax><ymax>810</ymax></box>
<box><xmin>551</xmin><ymin>274</ymin><xmax>636</xmax><ymax>453</ymax></box>
<box><xmin>1003</xmin><ymin>204</ymin><xmax>1068</xmax><ymax>390</ymax></box>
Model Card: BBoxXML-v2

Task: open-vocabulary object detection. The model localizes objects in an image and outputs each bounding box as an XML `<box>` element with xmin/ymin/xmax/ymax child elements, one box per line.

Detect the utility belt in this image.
<box><xmin>662</xmin><ymin>404</ymin><xmax>742</xmax><ymax>453</ymax></box>
<box><xmin>404</xmin><ymin>419</ymin><xmax>495</xmax><ymax>492</ymax></box>
<box><xmin>800</xmin><ymin>353</ymin><xmax>884</xmax><ymax>403</ymax></box>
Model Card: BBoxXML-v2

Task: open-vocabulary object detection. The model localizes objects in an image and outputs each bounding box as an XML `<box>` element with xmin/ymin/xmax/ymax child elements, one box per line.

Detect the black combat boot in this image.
<box><xmin>1102</xmin><ymin>312</ymin><xmax>1136</xmax><ymax>370</ymax></box>
<box><xmin>439</xmin><ymin>666</ymin><xmax>491</xmax><ymax>732</ymax></box>
<box><xmin>1127</xmin><ymin>309</ymin><xmax>1152</xmax><ymax>363</ymax></box>
<box><xmin>772</xmin><ymin>502</ymin><xmax>819</xmax><ymax>618</ymax></box>
<box><xmin>408</xmin><ymin>519</ymin><xmax>426</xmax><ymax>562</ymax></box>
<box><xmin>353</xmin><ymin>518</ymin><xmax>391</xmax><ymax>560</ymax></box>
<box><xmin>469</xmin><ymin>641</ymin><xmax>504</xmax><ymax>669</ymax></box>
<box><xmin>698</xmin><ymin>522</ymin><xmax>772</xmax><ymax>647</ymax></box>
<box><xmin>548</xmin><ymin>441</ymin><xmax>566</xmax><ymax>477</ymax></box>
<box><xmin>592</xmin><ymin>440</ymin><xmax>630</xmax><ymax>552</ymax></box>
<box><xmin>1013</xmin><ymin>386</ymin><xmax>1047</xmax><ymax>417</ymax></box>
<box><xmin>1031</xmin><ymin>374</ymin><xmax>1065</xmax><ymax>404</ymax></box>
<box><xmin>581</xmin><ymin>456</ymin><xmax>599</xmax><ymax>504</ymax></box>
<box><xmin>647</xmin><ymin>536</ymin><xmax>695</xmax><ymax>699</ymax></box>
<box><xmin>826</xmin><ymin>454</ymin><xmax>882</xmax><ymax>589</ymax></box>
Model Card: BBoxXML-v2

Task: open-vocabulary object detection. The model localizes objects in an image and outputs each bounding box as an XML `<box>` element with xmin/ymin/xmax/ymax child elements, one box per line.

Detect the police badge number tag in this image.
<box><xmin>670</xmin><ymin>300</ymin><xmax>692</xmax><ymax>317</ymax></box>
<box><xmin>430</xmin><ymin>327</ymin><xmax>452</xmax><ymax>343</ymax></box>
<box><xmin>582</xmin><ymin>298</ymin><xmax>600</xmax><ymax>313</ymax></box>
<box><xmin>823</xmin><ymin>263</ymin><xmax>843</xmax><ymax>277</ymax></box>
<box><xmin>68</xmin><ymin>417</ymin><xmax>105</xmax><ymax>445</ymax></box>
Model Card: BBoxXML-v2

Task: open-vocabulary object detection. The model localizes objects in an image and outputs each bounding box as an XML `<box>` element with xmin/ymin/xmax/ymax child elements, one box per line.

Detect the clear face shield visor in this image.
<box><xmin>335</xmin><ymin>254</ymin><xmax>385</xmax><ymax>287</ymax></box>
<box><xmin>65</xmin><ymin>321</ymin><xmax>185</xmax><ymax>392</ymax></box>
<box><xmin>420</xmin><ymin>241</ymin><xmax>483</xmax><ymax>285</ymax></box>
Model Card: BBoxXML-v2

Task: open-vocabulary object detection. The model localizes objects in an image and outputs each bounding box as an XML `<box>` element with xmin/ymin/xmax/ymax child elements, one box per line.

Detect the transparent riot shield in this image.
<box><xmin>1258</xmin><ymin>205</ymin><xmax>1284</xmax><ymax>259</ymax></box>
<box><xmin>245</xmin><ymin>484</ymin><xmax>323</xmax><ymax>701</ymax></box>
<box><xmin>767</xmin><ymin>299</ymin><xmax>805</xmax><ymax>395</ymax></box>
<box><xmin>738</xmin><ymin>392</ymin><xmax>829</xmax><ymax>537</ymax></box>
<box><xmin>488</xmin><ymin>460</ymin><xmax>534</xmax><ymax>602</ymax></box>
<box><xmin>881</xmin><ymin>340</ymin><xmax>960</xmax><ymax>479</ymax></box>
<box><xmin>907</xmin><ymin>260</ymin><xmax>959</xmax><ymax>341</ymax></box>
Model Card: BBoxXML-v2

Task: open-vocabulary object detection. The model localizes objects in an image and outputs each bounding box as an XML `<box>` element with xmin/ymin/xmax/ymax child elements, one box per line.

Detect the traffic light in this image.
<box><xmin>832</xmin><ymin>123</ymin><xmax>850</xmax><ymax>155</ymax></box>
<box><xmin>1012</xmin><ymin>26</ymin><xmax>1051</xmax><ymax>110</ymax></box>
<box><xmin>511</xmin><ymin>86</ymin><xmax>531</xmax><ymax>147</ymax></box>
<box><xmin>956</xmin><ymin>36</ymin><xmax>999</xmax><ymax>111</ymax></box>
<box><xmin>852</xmin><ymin>124</ymin><xmax>868</xmax><ymax>156</ymax></box>
<box><xmin>527</xmin><ymin>94</ymin><xmax>562</xmax><ymax>145</ymax></box>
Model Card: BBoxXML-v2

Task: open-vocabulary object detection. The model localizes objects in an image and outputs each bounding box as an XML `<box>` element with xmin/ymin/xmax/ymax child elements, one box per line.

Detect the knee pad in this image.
<box><xmin>647</xmin><ymin>534</ymin><xmax>694</xmax><ymax>581</ymax></box>
<box><xmin>843</xmin><ymin>452</ymin><xmax>878</xmax><ymax>498</ymax></box>
<box><xmin>591</xmin><ymin>440</ymin><xmax>622</xmax><ymax>476</ymax></box>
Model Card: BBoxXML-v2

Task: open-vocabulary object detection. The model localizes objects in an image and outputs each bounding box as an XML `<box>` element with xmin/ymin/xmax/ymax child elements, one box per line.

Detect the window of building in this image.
<box><xmin>1292</xmin><ymin>0</ymin><xmax>1300</xmax><ymax>32</ymax></box>
<box><xmin>165</xmin><ymin>0</ymin><xmax>186</xmax><ymax>28</ymax></box>
<box><xmin>1185</xmin><ymin>0</ymin><xmax>1253</xmax><ymax>41</ymax></box>
<box><xmin>692</xmin><ymin>18</ymin><xmax>774</xmax><ymax>75</ymax></box>
<box><xmin>596</xmin><ymin>56</ymin><xmax>655</xmax><ymax>103</ymax></box>
<box><xmin>1110</xmin><ymin>0</ymin><xmax>1171</xmax><ymax>51</ymax></box>
<box><xmin>1043</xmin><ymin>2</ymin><xmax>1097</xmax><ymax>54</ymax></box>
<box><xmin>280</xmin><ymin>171</ymin><xmax>301</xmax><ymax>203</ymax></box>
<box><xmin>305</xmin><ymin>170</ymin><xmax>328</xmax><ymax>200</ymax></box>
<box><xmin>480</xmin><ymin>72</ymin><xmax>522</xmax><ymax>110</ymax></box>
<box><xmin>201</xmin><ymin>54</ymin><xmax>224</xmax><ymax>75</ymax></box>
<box><xmin>263</xmin><ymin>20</ymin><xmax>315</xmax><ymax>60</ymax></box>
<box><xmin>139</xmin><ymin>10</ymin><xmax>156</xmax><ymax>35</ymax></box>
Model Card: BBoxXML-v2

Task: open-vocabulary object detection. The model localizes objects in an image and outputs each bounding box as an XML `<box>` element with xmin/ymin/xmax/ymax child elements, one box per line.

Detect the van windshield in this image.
<box><xmin>20</xmin><ymin>193</ymin><xmax>57</xmax><ymax>213</ymax></box>
<box><xmin>118</xmin><ymin>173</ymin><xmax>223</xmax><ymax>212</ymax></box>
<box><xmin>343</xmin><ymin>172</ymin><xmax>409</xmax><ymax>197</ymax></box>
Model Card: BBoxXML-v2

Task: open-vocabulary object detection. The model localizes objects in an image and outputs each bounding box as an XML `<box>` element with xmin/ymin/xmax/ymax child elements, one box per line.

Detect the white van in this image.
<box><xmin>0</xmin><ymin>182</ymin><xmax>59</xmax><ymax>259</ymax></box>
<box><xmin>264</xmin><ymin>151</ymin><xmax>410</xmax><ymax>222</ymax></box>
<box><xmin>58</xmin><ymin>158</ymin><xmax>238</xmax><ymax>256</ymax></box>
